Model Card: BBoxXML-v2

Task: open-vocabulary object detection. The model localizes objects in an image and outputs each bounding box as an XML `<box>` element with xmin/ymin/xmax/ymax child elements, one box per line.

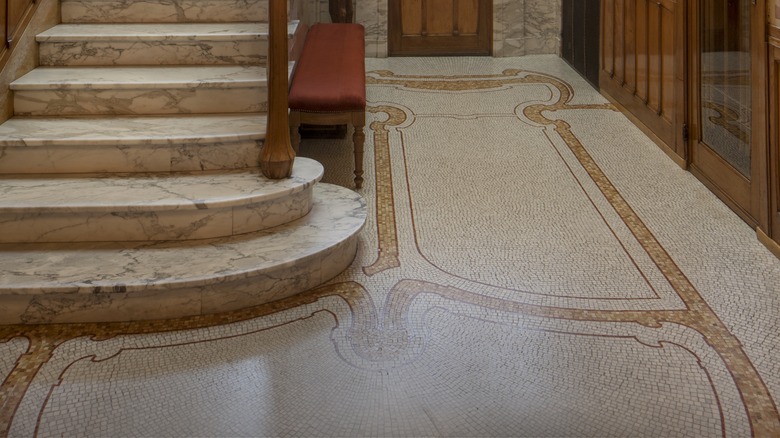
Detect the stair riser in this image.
<box><xmin>0</xmin><ymin>237</ymin><xmax>357</xmax><ymax>324</ymax></box>
<box><xmin>0</xmin><ymin>140</ymin><xmax>262</xmax><ymax>174</ymax></box>
<box><xmin>61</xmin><ymin>0</ymin><xmax>269</xmax><ymax>23</ymax></box>
<box><xmin>39</xmin><ymin>41</ymin><xmax>268</xmax><ymax>66</ymax></box>
<box><xmin>13</xmin><ymin>87</ymin><xmax>267</xmax><ymax>116</ymax></box>
<box><xmin>0</xmin><ymin>184</ymin><xmax>366</xmax><ymax>324</ymax></box>
<box><xmin>0</xmin><ymin>188</ymin><xmax>312</xmax><ymax>243</ymax></box>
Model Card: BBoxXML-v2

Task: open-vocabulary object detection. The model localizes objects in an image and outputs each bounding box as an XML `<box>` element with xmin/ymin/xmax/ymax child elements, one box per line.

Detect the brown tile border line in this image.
<box><xmin>363</xmin><ymin>105</ymin><xmax>405</xmax><ymax>276</ymax></box>
<box><xmin>0</xmin><ymin>68</ymin><xmax>777</xmax><ymax>436</ymax></box>
<box><xmin>366</xmin><ymin>69</ymin><xmax>780</xmax><ymax>435</ymax></box>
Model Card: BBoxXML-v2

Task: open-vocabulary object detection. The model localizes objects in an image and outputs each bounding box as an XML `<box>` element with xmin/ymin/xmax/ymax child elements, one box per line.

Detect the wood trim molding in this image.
<box><xmin>601</xmin><ymin>89</ymin><xmax>687</xmax><ymax>169</ymax></box>
<box><xmin>757</xmin><ymin>227</ymin><xmax>780</xmax><ymax>259</ymax></box>
<box><xmin>0</xmin><ymin>0</ymin><xmax>39</xmax><ymax>73</ymax></box>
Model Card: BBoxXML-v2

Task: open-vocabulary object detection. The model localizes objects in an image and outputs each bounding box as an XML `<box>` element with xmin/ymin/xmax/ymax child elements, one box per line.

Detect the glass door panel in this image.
<box><xmin>689</xmin><ymin>0</ymin><xmax>766</xmax><ymax>227</ymax></box>
<box><xmin>700</xmin><ymin>0</ymin><xmax>752</xmax><ymax>178</ymax></box>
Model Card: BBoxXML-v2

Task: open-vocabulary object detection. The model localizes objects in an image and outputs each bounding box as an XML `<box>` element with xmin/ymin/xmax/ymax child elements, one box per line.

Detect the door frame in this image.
<box><xmin>685</xmin><ymin>0</ymin><xmax>769</xmax><ymax>229</ymax></box>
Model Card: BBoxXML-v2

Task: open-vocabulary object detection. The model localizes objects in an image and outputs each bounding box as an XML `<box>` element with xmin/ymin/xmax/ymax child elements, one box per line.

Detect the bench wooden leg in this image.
<box><xmin>289</xmin><ymin>111</ymin><xmax>302</xmax><ymax>154</ymax></box>
<box><xmin>352</xmin><ymin>110</ymin><xmax>365</xmax><ymax>189</ymax></box>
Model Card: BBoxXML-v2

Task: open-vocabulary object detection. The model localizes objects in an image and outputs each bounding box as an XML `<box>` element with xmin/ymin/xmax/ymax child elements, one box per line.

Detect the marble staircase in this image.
<box><xmin>0</xmin><ymin>1</ymin><xmax>367</xmax><ymax>324</ymax></box>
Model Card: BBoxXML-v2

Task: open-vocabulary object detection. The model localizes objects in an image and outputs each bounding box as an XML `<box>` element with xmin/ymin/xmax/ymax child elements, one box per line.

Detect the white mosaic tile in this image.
<box><xmin>4</xmin><ymin>55</ymin><xmax>780</xmax><ymax>437</ymax></box>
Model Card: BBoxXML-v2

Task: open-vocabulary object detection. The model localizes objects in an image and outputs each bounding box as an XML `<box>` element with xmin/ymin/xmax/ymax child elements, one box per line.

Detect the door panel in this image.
<box><xmin>401</xmin><ymin>0</ymin><xmax>423</xmax><ymax>35</ymax></box>
<box><xmin>769</xmin><ymin>34</ymin><xmax>780</xmax><ymax>239</ymax></box>
<box><xmin>688</xmin><ymin>0</ymin><xmax>767</xmax><ymax>227</ymax></box>
<box><xmin>600</xmin><ymin>0</ymin><xmax>686</xmax><ymax>160</ymax></box>
<box><xmin>388</xmin><ymin>0</ymin><xmax>491</xmax><ymax>56</ymax></box>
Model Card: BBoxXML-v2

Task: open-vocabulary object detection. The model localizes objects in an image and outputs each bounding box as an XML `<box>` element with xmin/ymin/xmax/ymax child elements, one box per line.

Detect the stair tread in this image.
<box><xmin>0</xmin><ymin>183</ymin><xmax>365</xmax><ymax>294</ymax></box>
<box><xmin>0</xmin><ymin>157</ymin><xmax>322</xmax><ymax>213</ymax></box>
<box><xmin>0</xmin><ymin>114</ymin><xmax>267</xmax><ymax>146</ymax></box>
<box><xmin>61</xmin><ymin>0</ymin><xmax>270</xmax><ymax>24</ymax></box>
<box><xmin>39</xmin><ymin>23</ymin><xmax>266</xmax><ymax>41</ymax></box>
<box><xmin>10</xmin><ymin>65</ymin><xmax>271</xmax><ymax>90</ymax></box>
<box><xmin>37</xmin><ymin>22</ymin><xmax>300</xmax><ymax>41</ymax></box>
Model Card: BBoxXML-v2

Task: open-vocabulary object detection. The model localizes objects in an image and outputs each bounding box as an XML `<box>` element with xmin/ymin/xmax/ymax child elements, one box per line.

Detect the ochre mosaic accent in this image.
<box><xmin>1</xmin><ymin>59</ymin><xmax>779</xmax><ymax>436</ymax></box>
<box><xmin>363</xmin><ymin>105</ymin><xmax>405</xmax><ymax>276</ymax></box>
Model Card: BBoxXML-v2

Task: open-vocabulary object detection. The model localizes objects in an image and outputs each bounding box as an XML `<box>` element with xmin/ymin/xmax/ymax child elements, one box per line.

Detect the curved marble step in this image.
<box><xmin>62</xmin><ymin>0</ymin><xmax>271</xmax><ymax>23</ymax></box>
<box><xmin>0</xmin><ymin>158</ymin><xmax>324</xmax><ymax>243</ymax></box>
<box><xmin>0</xmin><ymin>183</ymin><xmax>367</xmax><ymax>324</ymax></box>
<box><xmin>10</xmin><ymin>65</ymin><xmax>282</xmax><ymax>116</ymax></box>
<box><xmin>0</xmin><ymin>114</ymin><xmax>267</xmax><ymax>174</ymax></box>
<box><xmin>38</xmin><ymin>22</ymin><xmax>301</xmax><ymax>66</ymax></box>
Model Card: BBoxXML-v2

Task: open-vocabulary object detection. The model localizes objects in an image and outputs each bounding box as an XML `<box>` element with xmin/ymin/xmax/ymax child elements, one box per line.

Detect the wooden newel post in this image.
<box><xmin>259</xmin><ymin>0</ymin><xmax>295</xmax><ymax>179</ymax></box>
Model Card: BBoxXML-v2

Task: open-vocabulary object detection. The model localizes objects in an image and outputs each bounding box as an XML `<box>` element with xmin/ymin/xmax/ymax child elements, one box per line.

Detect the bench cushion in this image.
<box><xmin>289</xmin><ymin>23</ymin><xmax>366</xmax><ymax>112</ymax></box>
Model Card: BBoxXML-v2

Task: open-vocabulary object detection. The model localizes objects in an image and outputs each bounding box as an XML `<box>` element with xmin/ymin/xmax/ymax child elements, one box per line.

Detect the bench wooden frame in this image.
<box><xmin>288</xmin><ymin>23</ymin><xmax>366</xmax><ymax>189</ymax></box>
<box><xmin>289</xmin><ymin>110</ymin><xmax>365</xmax><ymax>189</ymax></box>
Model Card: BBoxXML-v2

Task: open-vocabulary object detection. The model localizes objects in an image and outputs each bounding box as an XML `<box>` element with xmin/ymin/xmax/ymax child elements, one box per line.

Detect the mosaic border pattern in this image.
<box><xmin>1</xmin><ymin>68</ymin><xmax>778</xmax><ymax>437</ymax></box>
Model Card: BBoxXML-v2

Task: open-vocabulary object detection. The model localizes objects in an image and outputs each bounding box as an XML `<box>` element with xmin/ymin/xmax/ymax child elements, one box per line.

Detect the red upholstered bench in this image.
<box><xmin>288</xmin><ymin>23</ymin><xmax>366</xmax><ymax>188</ymax></box>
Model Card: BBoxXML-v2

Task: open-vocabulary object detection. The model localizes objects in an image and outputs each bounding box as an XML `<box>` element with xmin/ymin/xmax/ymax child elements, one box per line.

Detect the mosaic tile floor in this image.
<box><xmin>2</xmin><ymin>55</ymin><xmax>780</xmax><ymax>437</ymax></box>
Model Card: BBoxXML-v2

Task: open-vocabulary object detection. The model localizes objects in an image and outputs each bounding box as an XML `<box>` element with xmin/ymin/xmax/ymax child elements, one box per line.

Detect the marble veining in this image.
<box><xmin>0</xmin><ymin>114</ymin><xmax>267</xmax><ymax>147</ymax></box>
<box><xmin>0</xmin><ymin>114</ymin><xmax>268</xmax><ymax>172</ymax></box>
<box><xmin>61</xmin><ymin>0</ymin><xmax>268</xmax><ymax>23</ymax></box>
<box><xmin>37</xmin><ymin>23</ymin><xmax>268</xmax><ymax>41</ymax></box>
<box><xmin>0</xmin><ymin>157</ymin><xmax>323</xmax><ymax>213</ymax></box>
<box><xmin>39</xmin><ymin>40</ymin><xmax>268</xmax><ymax>66</ymax></box>
<box><xmin>37</xmin><ymin>22</ymin><xmax>302</xmax><ymax>66</ymax></box>
<box><xmin>0</xmin><ymin>183</ymin><xmax>367</xmax><ymax>323</ymax></box>
<box><xmin>9</xmin><ymin>64</ymin><xmax>298</xmax><ymax>116</ymax></box>
<box><xmin>0</xmin><ymin>158</ymin><xmax>324</xmax><ymax>242</ymax></box>
<box><xmin>10</xmin><ymin>66</ymin><xmax>267</xmax><ymax>90</ymax></box>
<box><xmin>0</xmin><ymin>139</ymin><xmax>263</xmax><ymax>174</ymax></box>
<box><xmin>13</xmin><ymin>87</ymin><xmax>267</xmax><ymax>116</ymax></box>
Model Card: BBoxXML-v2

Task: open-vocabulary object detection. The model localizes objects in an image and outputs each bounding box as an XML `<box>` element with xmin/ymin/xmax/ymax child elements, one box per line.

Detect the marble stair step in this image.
<box><xmin>0</xmin><ymin>114</ymin><xmax>268</xmax><ymax>174</ymax></box>
<box><xmin>10</xmin><ymin>65</ymin><xmax>287</xmax><ymax>116</ymax></box>
<box><xmin>62</xmin><ymin>0</ymin><xmax>272</xmax><ymax>23</ymax></box>
<box><xmin>38</xmin><ymin>22</ymin><xmax>301</xmax><ymax>66</ymax></box>
<box><xmin>0</xmin><ymin>183</ymin><xmax>367</xmax><ymax>324</ymax></box>
<box><xmin>0</xmin><ymin>157</ymin><xmax>323</xmax><ymax>243</ymax></box>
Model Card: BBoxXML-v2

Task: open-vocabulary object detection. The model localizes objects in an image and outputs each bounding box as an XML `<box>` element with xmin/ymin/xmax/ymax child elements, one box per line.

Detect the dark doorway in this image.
<box><xmin>561</xmin><ymin>0</ymin><xmax>600</xmax><ymax>87</ymax></box>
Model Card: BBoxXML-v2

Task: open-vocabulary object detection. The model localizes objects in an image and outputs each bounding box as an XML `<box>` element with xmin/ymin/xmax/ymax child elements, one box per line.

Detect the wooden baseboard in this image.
<box><xmin>757</xmin><ymin>228</ymin><xmax>780</xmax><ymax>259</ymax></box>
<box><xmin>600</xmin><ymin>91</ymin><xmax>687</xmax><ymax>169</ymax></box>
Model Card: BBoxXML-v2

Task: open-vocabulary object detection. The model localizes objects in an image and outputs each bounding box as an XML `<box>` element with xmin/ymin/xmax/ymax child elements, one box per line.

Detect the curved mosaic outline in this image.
<box><xmin>0</xmin><ymin>67</ymin><xmax>778</xmax><ymax>437</ymax></box>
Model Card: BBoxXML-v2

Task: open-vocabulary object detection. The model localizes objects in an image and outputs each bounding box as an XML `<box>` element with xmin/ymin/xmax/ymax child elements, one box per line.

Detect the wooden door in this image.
<box><xmin>688</xmin><ymin>0</ymin><xmax>767</xmax><ymax>228</ymax></box>
<box><xmin>600</xmin><ymin>0</ymin><xmax>686</xmax><ymax>163</ymax></box>
<box><xmin>388</xmin><ymin>0</ymin><xmax>492</xmax><ymax>56</ymax></box>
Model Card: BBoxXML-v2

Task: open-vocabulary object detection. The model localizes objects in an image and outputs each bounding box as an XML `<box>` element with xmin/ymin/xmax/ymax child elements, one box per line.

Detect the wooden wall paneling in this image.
<box><xmin>615</xmin><ymin>0</ymin><xmax>625</xmax><ymax>83</ymax></box>
<box><xmin>602</xmin><ymin>0</ymin><xmax>614</xmax><ymax>77</ymax></box>
<box><xmin>0</xmin><ymin>0</ymin><xmax>6</xmax><ymax>48</ymax></box>
<box><xmin>753</xmin><ymin>0</ymin><xmax>769</xmax><ymax>231</ymax></box>
<box><xmin>672</xmin><ymin>0</ymin><xmax>686</xmax><ymax>159</ymax></box>
<box><xmin>660</xmin><ymin>4</ymin><xmax>675</xmax><ymax>124</ymax></box>
<box><xmin>8</xmin><ymin>0</ymin><xmax>30</xmax><ymax>38</ymax></box>
<box><xmin>647</xmin><ymin>2</ymin><xmax>661</xmax><ymax>115</ymax></box>
<box><xmin>769</xmin><ymin>35</ymin><xmax>780</xmax><ymax>239</ymax></box>
<box><xmin>636</xmin><ymin>0</ymin><xmax>649</xmax><ymax>102</ymax></box>
<box><xmin>625</xmin><ymin>0</ymin><xmax>637</xmax><ymax>92</ymax></box>
<box><xmin>600</xmin><ymin>0</ymin><xmax>683</xmax><ymax>162</ymax></box>
<box><xmin>0</xmin><ymin>0</ymin><xmax>40</xmax><ymax>69</ymax></box>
